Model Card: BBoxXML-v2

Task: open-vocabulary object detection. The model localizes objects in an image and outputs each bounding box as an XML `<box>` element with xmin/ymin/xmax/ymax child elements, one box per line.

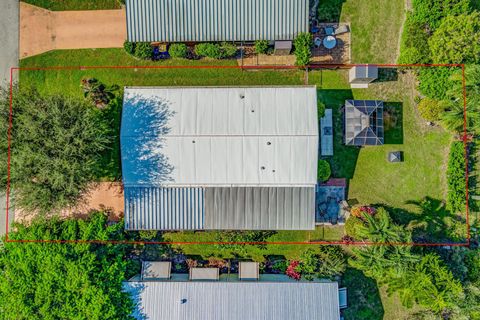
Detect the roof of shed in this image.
<box><xmin>123</xmin><ymin>281</ymin><xmax>340</xmax><ymax>320</ymax></box>
<box><xmin>121</xmin><ymin>87</ymin><xmax>318</xmax><ymax>188</ymax></box>
<box><xmin>125</xmin><ymin>0</ymin><xmax>309</xmax><ymax>42</ymax></box>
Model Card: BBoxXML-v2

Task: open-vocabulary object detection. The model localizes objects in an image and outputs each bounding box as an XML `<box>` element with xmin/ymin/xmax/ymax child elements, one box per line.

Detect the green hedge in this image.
<box><xmin>294</xmin><ymin>33</ymin><xmax>313</xmax><ymax>67</ymax></box>
<box><xmin>446</xmin><ymin>141</ymin><xmax>467</xmax><ymax>213</ymax></box>
<box><xmin>194</xmin><ymin>42</ymin><xmax>237</xmax><ymax>59</ymax></box>
<box><xmin>254</xmin><ymin>40</ymin><xmax>270</xmax><ymax>54</ymax></box>
<box><xmin>168</xmin><ymin>43</ymin><xmax>188</xmax><ymax>58</ymax></box>
<box><xmin>318</xmin><ymin>160</ymin><xmax>331</xmax><ymax>182</ymax></box>
<box><xmin>418</xmin><ymin>67</ymin><xmax>455</xmax><ymax>100</ymax></box>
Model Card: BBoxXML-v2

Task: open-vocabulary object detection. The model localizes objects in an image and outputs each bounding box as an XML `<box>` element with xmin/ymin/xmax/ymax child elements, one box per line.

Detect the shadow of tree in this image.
<box><xmin>378</xmin><ymin>197</ymin><xmax>467</xmax><ymax>243</ymax></box>
<box><xmin>121</xmin><ymin>94</ymin><xmax>176</xmax><ymax>185</ymax></box>
<box><xmin>341</xmin><ymin>268</ymin><xmax>384</xmax><ymax>320</ymax></box>
<box><xmin>383</xmin><ymin>102</ymin><xmax>403</xmax><ymax>144</ymax></box>
<box><xmin>377</xmin><ymin>68</ymin><xmax>399</xmax><ymax>82</ymax></box>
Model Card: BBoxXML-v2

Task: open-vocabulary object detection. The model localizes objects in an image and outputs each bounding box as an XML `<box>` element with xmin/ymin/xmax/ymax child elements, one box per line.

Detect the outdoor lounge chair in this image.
<box><xmin>334</xmin><ymin>25</ymin><xmax>350</xmax><ymax>35</ymax></box>
<box><xmin>141</xmin><ymin>261</ymin><xmax>172</xmax><ymax>280</ymax></box>
<box><xmin>189</xmin><ymin>267</ymin><xmax>220</xmax><ymax>281</ymax></box>
<box><xmin>239</xmin><ymin>262</ymin><xmax>260</xmax><ymax>280</ymax></box>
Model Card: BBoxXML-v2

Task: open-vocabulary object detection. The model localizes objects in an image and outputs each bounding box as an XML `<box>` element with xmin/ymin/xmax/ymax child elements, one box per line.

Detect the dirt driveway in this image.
<box><xmin>20</xmin><ymin>2</ymin><xmax>126</xmax><ymax>58</ymax></box>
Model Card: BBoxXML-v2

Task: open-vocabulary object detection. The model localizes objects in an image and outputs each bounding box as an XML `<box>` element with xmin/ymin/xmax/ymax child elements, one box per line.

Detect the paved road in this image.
<box><xmin>0</xmin><ymin>0</ymin><xmax>18</xmax><ymax>236</ymax></box>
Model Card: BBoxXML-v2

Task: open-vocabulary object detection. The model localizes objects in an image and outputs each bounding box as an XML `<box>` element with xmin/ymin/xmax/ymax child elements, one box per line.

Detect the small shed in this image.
<box><xmin>239</xmin><ymin>262</ymin><xmax>260</xmax><ymax>280</ymax></box>
<box><xmin>141</xmin><ymin>261</ymin><xmax>172</xmax><ymax>280</ymax></box>
<box><xmin>349</xmin><ymin>65</ymin><xmax>378</xmax><ymax>88</ymax></box>
<box><xmin>388</xmin><ymin>151</ymin><xmax>402</xmax><ymax>163</ymax></box>
<box><xmin>274</xmin><ymin>41</ymin><xmax>292</xmax><ymax>55</ymax></box>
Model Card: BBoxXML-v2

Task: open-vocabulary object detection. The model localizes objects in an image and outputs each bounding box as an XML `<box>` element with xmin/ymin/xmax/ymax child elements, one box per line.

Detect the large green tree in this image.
<box><xmin>0</xmin><ymin>87</ymin><xmax>111</xmax><ymax>212</ymax></box>
<box><xmin>0</xmin><ymin>212</ymin><xmax>134</xmax><ymax>319</ymax></box>
<box><xmin>429</xmin><ymin>12</ymin><xmax>480</xmax><ymax>64</ymax></box>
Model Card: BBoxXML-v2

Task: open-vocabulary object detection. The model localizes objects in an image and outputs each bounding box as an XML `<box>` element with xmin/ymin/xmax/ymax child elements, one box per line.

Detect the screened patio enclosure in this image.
<box><xmin>344</xmin><ymin>100</ymin><xmax>384</xmax><ymax>146</ymax></box>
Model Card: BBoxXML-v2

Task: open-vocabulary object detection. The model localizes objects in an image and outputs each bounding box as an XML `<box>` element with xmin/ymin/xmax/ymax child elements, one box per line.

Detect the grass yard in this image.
<box><xmin>338</xmin><ymin>0</ymin><xmax>405</xmax><ymax>63</ymax></box>
<box><xmin>22</xmin><ymin>0</ymin><xmax>122</xmax><ymax>10</ymax></box>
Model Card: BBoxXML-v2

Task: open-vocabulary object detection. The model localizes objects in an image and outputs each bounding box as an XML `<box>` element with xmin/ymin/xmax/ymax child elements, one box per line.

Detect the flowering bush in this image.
<box><xmin>351</xmin><ymin>206</ymin><xmax>377</xmax><ymax>218</ymax></box>
<box><xmin>286</xmin><ymin>260</ymin><xmax>301</xmax><ymax>280</ymax></box>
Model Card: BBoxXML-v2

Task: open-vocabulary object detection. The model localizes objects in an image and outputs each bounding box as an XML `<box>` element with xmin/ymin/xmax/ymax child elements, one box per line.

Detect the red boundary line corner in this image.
<box><xmin>5</xmin><ymin>63</ymin><xmax>470</xmax><ymax>247</ymax></box>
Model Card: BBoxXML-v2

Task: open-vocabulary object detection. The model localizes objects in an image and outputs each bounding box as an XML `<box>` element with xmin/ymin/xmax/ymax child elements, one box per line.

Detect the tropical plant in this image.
<box><xmin>194</xmin><ymin>43</ymin><xmax>222</xmax><ymax>59</ymax></box>
<box><xmin>417</xmin><ymin>98</ymin><xmax>444</xmax><ymax>122</ymax></box>
<box><xmin>168</xmin><ymin>43</ymin><xmax>188</xmax><ymax>58</ymax></box>
<box><xmin>429</xmin><ymin>12</ymin><xmax>480</xmax><ymax>64</ymax></box>
<box><xmin>446</xmin><ymin>141</ymin><xmax>466</xmax><ymax>213</ymax></box>
<box><xmin>219</xmin><ymin>42</ymin><xmax>237</xmax><ymax>58</ymax></box>
<box><xmin>254</xmin><ymin>40</ymin><xmax>270</xmax><ymax>54</ymax></box>
<box><xmin>0</xmin><ymin>212</ymin><xmax>134</xmax><ymax>319</ymax></box>
<box><xmin>317</xmin><ymin>160</ymin><xmax>331</xmax><ymax>182</ymax></box>
<box><xmin>81</xmin><ymin>77</ymin><xmax>119</xmax><ymax>108</ymax></box>
<box><xmin>441</xmin><ymin>65</ymin><xmax>480</xmax><ymax>135</ymax></box>
<box><xmin>286</xmin><ymin>260</ymin><xmax>301</xmax><ymax>280</ymax></box>
<box><xmin>294</xmin><ymin>32</ymin><xmax>313</xmax><ymax>67</ymax></box>
<box><xmin>123</xmin><ymin>40</ymin><xmax>135</xmax><ymax>55</ymax></box>
<box><xmin>0</xmin><ymin>87</ymin><xmax>110</xmax><ymax>212</ymax></box>
<box><xmin>133</xmin><ymin>42</ymin><xmax>153</xmax><ymax>60</ymax></box>
<box><xmin>417</xmin><ymin>67</ymin><xmax>455</xmax><ymax>100</ymax></box>
<box><xmin>316</xmin><ymin>246</ymin><xmax>346</xmax><ymax>279</ymax></box>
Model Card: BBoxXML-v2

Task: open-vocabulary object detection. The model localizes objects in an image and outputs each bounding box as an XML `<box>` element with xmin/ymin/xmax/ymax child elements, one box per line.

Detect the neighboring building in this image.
<box><xmin>344</xmin><ymin>100</ymin><xmax>384</xmax><ymax>146</ymax></box>
<box><xmin>125</xmin><ymin>0</ymin><xmax>309</xmax><ymax>43</ymax></box>
<box><xmin>124</xmin><ymin>275</ymin><xmax>342</xmax><ymax>320</ymax></box>
<box><xmin>120</xmin><ymin>86</ymin><xmax>319</xmax><ymax>230</ymax></box>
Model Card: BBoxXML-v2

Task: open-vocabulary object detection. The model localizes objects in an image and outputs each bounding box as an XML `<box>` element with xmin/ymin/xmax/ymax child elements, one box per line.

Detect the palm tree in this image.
<box><xmin>441</xmin><ymin>65</ymin><xmax>480</xmax><ymax>135</ymax></box>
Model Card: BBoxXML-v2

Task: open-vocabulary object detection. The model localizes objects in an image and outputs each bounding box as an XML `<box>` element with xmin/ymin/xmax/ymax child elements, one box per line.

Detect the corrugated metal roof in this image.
<box><xmin>125</xmin><ymin>0</ymin><xmax>309</xmax><ymax>42</ymax></box>
<box><xmin>123</xmin><ymin>280</ymin><xmax>340</xmax><ymax>320</ymax></box>
<box><xmin>125</xmin><ymin>187</ymin><xmax>204</xmax><ymax>230</ymax></box>
<box><xmin>121</xmin><ymin>87</ymin><xmax>318</xmax><ymax>188</ymax></box>
<box><xmin>204</xmin><ymin>187</ymin><xmax>315</xmax><ymax>230</ymax></box>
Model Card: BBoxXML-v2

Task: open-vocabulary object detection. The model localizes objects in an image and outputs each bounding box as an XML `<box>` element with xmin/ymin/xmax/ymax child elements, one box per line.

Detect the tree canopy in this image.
<box><xmin>0</xmin><ymin>212</ymin><xmax>134</xmax><ymax>319</ymax></box>
<box><xmin>429</xmin><ymin>12</ymin><xmax>480</xmax><ymax>64</ymax></box>
<box><xmin>0</xmin><ymin>87</ymin><xmax>111</xmax><ymax>212</ymax></box>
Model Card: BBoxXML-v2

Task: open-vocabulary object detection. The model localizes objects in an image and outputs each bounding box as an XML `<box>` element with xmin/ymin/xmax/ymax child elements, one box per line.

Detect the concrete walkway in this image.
<box><xmin>20</xmin><ymin>2</ymin><xmax>126</xmax><ymax>58</ymax></box>
<box><xmin>0</xmin><ymin>0</ymin><xmax>19</xmax><ymax>85</ymax></box>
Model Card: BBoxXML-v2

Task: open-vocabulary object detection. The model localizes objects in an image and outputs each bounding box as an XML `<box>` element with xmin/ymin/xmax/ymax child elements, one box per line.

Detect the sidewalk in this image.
<box><xmin>20</xmin><ymin>2</ymin><xmax>126</xmax><ymax>58</ymax></box>
<box><xmin>0</xmin><ymin>0</ymin><xmax>19</xmax><ymax>85</ymax></box>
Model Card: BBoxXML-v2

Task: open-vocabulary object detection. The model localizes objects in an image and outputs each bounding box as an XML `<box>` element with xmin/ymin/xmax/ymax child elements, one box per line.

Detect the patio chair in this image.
<box><xmin>334</xmin><ymin>25</ymin><xmax>350</xmax><ymax>35</ymax></box>
<box><xmin>324</xmin><ymin>26</ymin><xmax>335</xmax><ymax>36</ymax></box>
<box><xmin>141</xmin><ymin>261</ymin><xmax>171</xmax><ymax>280</ymax></box>
<box><xmin>189</xmin><ymin>267</ymin><xmax>220</xmax><ymax>281</ymax></box>
<box><xmin>239</xmin><ymin>262</ymin><xmax>260</xmax><ymax>280</ymax></box>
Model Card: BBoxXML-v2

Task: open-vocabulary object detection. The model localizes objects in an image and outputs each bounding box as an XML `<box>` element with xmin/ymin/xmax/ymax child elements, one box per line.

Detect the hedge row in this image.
<box><xmin>446</xmin><ymin>141</ymin><xmax>466</xmax><ymax>213</ymax></box>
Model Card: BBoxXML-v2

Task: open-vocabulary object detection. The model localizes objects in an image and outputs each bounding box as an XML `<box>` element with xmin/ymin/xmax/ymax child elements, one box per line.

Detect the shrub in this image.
<box><xmin>168</xmin><ymin>43</ymin><xmax>188</xmax><ymax>58</ymax></box>
<box><xmin>417</xmin><ymin>98</ymin><xmax>445</xmax><ymax>122</ymax></box>
<box><xmin>195</xmin><ymin>43</ymin><xmax>222</xmax><ymax>59</ymax></box>
<box><xmin>418</xmin><ymin>67</ymin><xmax>455</xmax><ymax>100</ymax></box>
<box><xmin>272</xmin><ymin>260</ymin><xmax>288</xmax><ymax>273</ymax></box>
<box><xmin>316</xmin><ymin>246</ymin><xmax>346</xmax><ymax>279</ymax></box>
<box><xmin>411</xmin><ymin>0</ymin><xmax>472</xmax><ymax>30</ymax></box>
<box><xmin>294</xmin><ymin>32</ymin><xmax>313</xmax><ymax>67</ymax></box>
<box><xmin>123</xmin><ymin>40</ymin><xmax>135</xmax><ymax>55</ymax></box>
<box><xmin>81</xmin><ymin>77</ymin><xmax>119</xmax><ymax>108</ymax></box>
<box><xmin>317</xmin><ymin>0</ymin><xmax>346</xmax><ymax>22</ymax></box>
<box><xmin>446</xmin><ymin>141</ymin><xmax>466</xmax><ymax>213</ymax></box>
<box><xmin>345</xmin><ymin>216</ymin><xmax>364</xmax><ymax>239</ymax></box>
<box><xmin>397</xmin><ymin>14</ymin><xmax>431</xmax><ymax>64</ymax></box>
<box><xmin>134</xmin><ymin>42</ymin><xmax>153</xmax><ymax>60</ymax></box>
<box><xmin>286</xmin><ymin>260</ymin><xmax>301</xmax><ymax>280</ymax></box>
<box><xmin>219</xmin><ymin>42</ymin><xmax>237</xmax><ymax>58</ymax></box>
<box><xmin>429</xmin><ymin>12</ymin><xmax>480</xmax><ymax>64</ymax></box>
<box><xmin>317</xmin><ymin>160</ymin><xmax>331</xmax><ymax>182</ymax></box>
<box><xmin>254</xmin><ymin>40</ymin><xmax>270</xmax><ymax>54</ymax></box>
<box><xmin>317</xmin><ymin>101</ymin><xmax>326</xmax><ymax>118</ymax></box>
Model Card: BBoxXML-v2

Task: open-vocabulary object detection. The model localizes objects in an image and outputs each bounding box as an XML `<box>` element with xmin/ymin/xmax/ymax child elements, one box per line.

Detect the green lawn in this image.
<box><xmin>22</xmin><ymin>0</ymin><xmax>122</xmax><ymax>10</ymax></box>
<box><xmin>339</xmin><ymin>0</ymin><xmax>405</xmax><ymax>63</ymax></box>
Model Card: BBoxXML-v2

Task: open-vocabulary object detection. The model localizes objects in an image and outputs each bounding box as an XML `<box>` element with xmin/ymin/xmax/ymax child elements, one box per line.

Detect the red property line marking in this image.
<box><xmin>5</xmin><ymin>63</ymin><xmax>469</xmax><ymax>247</ymax></box>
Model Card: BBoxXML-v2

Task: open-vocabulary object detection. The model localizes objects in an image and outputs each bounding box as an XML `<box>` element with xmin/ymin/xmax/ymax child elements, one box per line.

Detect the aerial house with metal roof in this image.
<box><xmin>120</xmin><ymin>86</ymin><xmax>319</xmax><ymax>231</ymax></box>
<box><xmin>125</xmin><ymin>0</ymin><xmax>309</xmax><ymax>43</ymax></box>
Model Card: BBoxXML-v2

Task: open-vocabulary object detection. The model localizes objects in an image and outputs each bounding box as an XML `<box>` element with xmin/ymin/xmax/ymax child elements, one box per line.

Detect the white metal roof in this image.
<box><xmin>124</xmin><ymin>280</ymin><xmax>340</xmax><ymax>320</ymax></box>
<box><xmin>121</xmin><ymin>87</ymin><xmax>318</xmax><ymax>187</ymax></box>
